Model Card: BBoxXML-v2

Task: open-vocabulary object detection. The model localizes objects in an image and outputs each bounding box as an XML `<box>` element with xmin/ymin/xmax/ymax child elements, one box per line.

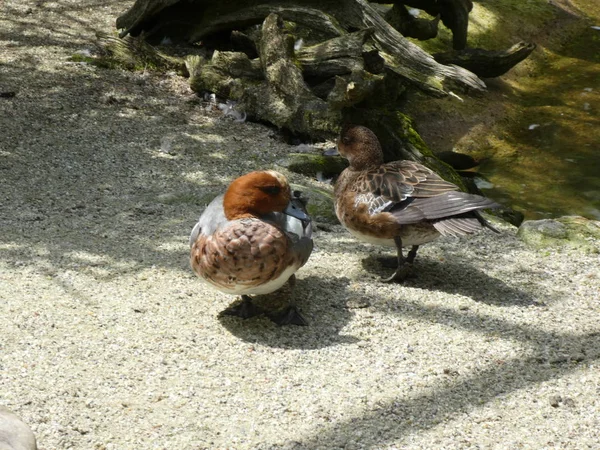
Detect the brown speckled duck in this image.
<box><xmin>190</xmin><ymin>171</ymin><xmax>313</xmax><ymax>325</ymax></box>
<box><xmin>334</xmin><ymin>125</ymin><xmax>500</xmax><ymax>282</ymax></box>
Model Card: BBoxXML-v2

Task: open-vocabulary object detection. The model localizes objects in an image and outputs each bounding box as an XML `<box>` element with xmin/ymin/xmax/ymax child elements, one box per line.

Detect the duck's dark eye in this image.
<box><xmin>260</xmin><ymin>185</ymin><xmax>281</xmax><ymax>195</ymax></box>
<box><xmin>341</xmin><ymin>136</ymin><xmax>351</xmax><ymax>145</ymax></box>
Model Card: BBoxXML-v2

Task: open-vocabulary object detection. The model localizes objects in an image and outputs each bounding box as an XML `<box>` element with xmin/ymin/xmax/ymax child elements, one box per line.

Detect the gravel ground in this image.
<box><xmin>1</xmin><ymin>1</ymin><xmax>599</xmax><ymax>449</ymax></box>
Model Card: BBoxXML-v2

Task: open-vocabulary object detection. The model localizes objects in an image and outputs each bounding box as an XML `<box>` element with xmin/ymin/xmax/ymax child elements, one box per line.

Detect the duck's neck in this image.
<box><xmin>223</xmin><ymin>194</ymin><xmax>257</xmax><ymax>221</ymax></box>
<box><xmin>350</xmin><ymin>150</ymin><xmax>384</xmax><ymax>171</ymax></box>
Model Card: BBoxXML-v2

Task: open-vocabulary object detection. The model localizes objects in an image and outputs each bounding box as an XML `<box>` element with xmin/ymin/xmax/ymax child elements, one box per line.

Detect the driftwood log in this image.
<box><xmin>187</xmin><ymin>14</ymin><xmax>344</xmax><ymax>139</ymax></box>
<box><xmin>106</xmin><ymin>0</ymin><xmax>534</xmax><ymax>194</ymax></box>
<box><xmin>95</xmin><ymin>32</ymin><xmax>188</xmax><ymax>75</ymax></box>
<box><xmin>371</xmin><ymin>0</ymin><xmax>472</xmax><ymax>50</ymax></box>
<box><xmin>116</xmin><ymin>0</ymin><xmax>486</xmax><ymax>96</ymax></box>
<box><xmin>434</xmin><ymin>42</ymin><xmax>537</xmax><ymax>78</ymax></box>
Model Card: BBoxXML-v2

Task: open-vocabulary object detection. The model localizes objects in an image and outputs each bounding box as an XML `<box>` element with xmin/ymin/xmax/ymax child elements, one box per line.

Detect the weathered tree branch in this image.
<box><xmin>187</xmin><ymin>14</ymin><xmax>341</xmax><ymax>138</ymax></box>
<box><xmin>116</xmin><ymin>0</ymin><xmax>486</xmax><ymax>95</ymax></box>
<box><xmin>384</xmin><ymin>3</ymin><xmax>440</xmax><ymax>41</ymax></box>
<box><xmin>96</xmin><ymin>32</ymin><xmax>188</xmax><ymax>75</ymax></box>
<box><xmin>434</xmin><ymin>42</ymin><xmax>537</xmax><ymax>78</ymax></box>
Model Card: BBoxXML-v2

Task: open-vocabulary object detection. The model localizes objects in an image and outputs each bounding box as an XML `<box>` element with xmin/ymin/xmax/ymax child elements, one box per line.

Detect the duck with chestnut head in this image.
<box><xmin>190</xmin><ymin>170</ymin><xmax>313</xmax><ymax>325</ymax></box>
<box><xmin>333</xmin><ymin>124</ymin><xmax>500</xmax><ymax>282</ymax></box>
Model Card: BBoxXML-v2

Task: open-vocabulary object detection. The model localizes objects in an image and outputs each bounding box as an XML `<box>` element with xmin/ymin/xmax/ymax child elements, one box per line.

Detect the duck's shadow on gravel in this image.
<box><xmin>361</xmin><ymin>255</ymin><xmax>538</xmax><ymax>306</ymax></box>
<box><xmin>218</xmin><ymin>275</ymin><xmax>359</xmax><ymax>349</ymax></box>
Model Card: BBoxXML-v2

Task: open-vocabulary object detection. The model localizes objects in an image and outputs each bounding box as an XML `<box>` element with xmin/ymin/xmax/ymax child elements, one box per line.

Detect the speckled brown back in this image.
<box><xmin>335</xmin><ymin>168</ymin><xmax>402</xmax><ymax>239</ymax></box>
<box><xmin>191</xmin><ymin>218</ymin><xmax>299</xmax><ymax>292</ymax></box>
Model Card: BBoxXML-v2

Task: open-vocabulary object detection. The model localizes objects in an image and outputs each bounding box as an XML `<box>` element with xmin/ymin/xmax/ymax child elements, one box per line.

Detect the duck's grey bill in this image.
<box><xmin>284</xmin><ymin>201</ymin><xmax>310</xmax><ymax>224</ymax></box>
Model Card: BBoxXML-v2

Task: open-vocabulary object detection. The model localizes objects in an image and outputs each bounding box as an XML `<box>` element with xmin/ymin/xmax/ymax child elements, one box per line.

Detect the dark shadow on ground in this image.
<box><xmin>360</xmin><ymin>254</ymin><xmax>538</xmax><ymax>306</ymax></box>
<box><xmin>1</xmin><ymin>2</ymin><xmax>598</xmax><ymax>448</ymax></box>
<box><xmin>218</xmin><ymin>276</ymin><xmax>358</xmax><ymax>350</ymax></box>
<box><xmin>0</xmin><ymin>53</ymin><xmax>265</xmax><ymax>281</ymax></box>
<box><xmin>276</xmin><ymin>329</ymin><xmax>599</xmax><ymax>448</ymax></box>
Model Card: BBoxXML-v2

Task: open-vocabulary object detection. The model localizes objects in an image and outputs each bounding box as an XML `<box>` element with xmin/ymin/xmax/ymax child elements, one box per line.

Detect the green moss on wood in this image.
<box><xmin>278</xmin><ymin>153</ymin><xmax>348</xmax><ymax>176</ymax></box>
<box><xmin>95</xmin><ymin>33</ymin><xmax>188</xmax><ymax>75</ymax></box>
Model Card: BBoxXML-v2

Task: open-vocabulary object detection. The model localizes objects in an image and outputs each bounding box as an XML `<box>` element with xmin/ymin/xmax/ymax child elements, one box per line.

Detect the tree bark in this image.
<box><xmin>370</xmin><ymin>0</ymin><xmax>472</xmax><ymax>49</ymax></box>
<box><xmin>116</xmin><ymin>0</ymin><xmax>485</xmax><ymax>95</ymax></box>
<box><xmin>433</xmin><ymin>42</ymin><xmax>537</xmax><ymax>78</ymax></box>
<box><xmin>187</xmin><ymin>14</ymin><xmax>342</xmax><ymax>139</ymax></box>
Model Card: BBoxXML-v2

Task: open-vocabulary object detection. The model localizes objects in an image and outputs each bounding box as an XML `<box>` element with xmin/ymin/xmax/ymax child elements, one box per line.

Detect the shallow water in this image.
<box><xmin>476</xmin><ymin>14</ymin><xmax>600</xmax><ymax>220</ymax></box>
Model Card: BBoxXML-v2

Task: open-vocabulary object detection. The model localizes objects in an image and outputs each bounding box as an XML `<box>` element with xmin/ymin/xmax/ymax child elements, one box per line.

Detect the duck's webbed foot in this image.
<box><xmin>268</xmin><ymin>306</ymin><xmax>308</xmax><ymax>326</ymax></box>
<box><xmin>381</xmin><ymin>263</ymin><xmax>415</xmax><ymax>283</ymax></box>
<box><xmin>220</xmin><ymin>295</ymin><xmax>264</xmax><ymax>319</ymax></box>
<box><xmin>267</xmin><ymin>274</ymin><xmax>308</xmax><ymax>326</ymax></box>
<box><xmin>381</xmin><ymin>240</ymin><xmax>418</xmax><ymax>283</ymax></box>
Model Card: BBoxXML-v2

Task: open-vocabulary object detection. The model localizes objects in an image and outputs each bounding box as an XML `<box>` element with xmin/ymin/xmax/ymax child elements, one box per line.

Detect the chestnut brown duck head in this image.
<box><xmin>190</xmin><ymin>171</ymin><xmax>313</xmax><ymax>325</ymax></box>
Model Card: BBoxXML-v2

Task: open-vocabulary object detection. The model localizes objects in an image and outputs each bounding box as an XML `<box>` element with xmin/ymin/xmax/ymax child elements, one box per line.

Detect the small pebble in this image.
<box><xmin>549</xmin><ymin>395</ymin><xmax>562</xmax><ymax>407</ymax></box>
<box><xmin>345</xmin><ymin>297</ymin><xmax>371</xmax><ymax>309</ymax></box>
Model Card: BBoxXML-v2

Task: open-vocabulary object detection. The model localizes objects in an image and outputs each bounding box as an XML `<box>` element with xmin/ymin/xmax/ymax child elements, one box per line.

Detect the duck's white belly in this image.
<box><xmin>205</xmin><ymin>263</ymin><xmax>299</xmax><ymax>296</ymax></box>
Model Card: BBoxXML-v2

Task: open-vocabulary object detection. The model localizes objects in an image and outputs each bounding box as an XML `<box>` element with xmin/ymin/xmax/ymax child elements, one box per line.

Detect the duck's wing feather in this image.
<box><xmin>351</xmin><ymin>161</ymin><xmax>500</xmax><ymax>225</ymax></box>
<box><xmin>351</xmin><ymin>160</ymin><xmax>459</xmax><ymax>217</ymax></box>
<box><xmin>287</xmin><ymin>195</ymin><xmax>313</xmax><ymax>266</ymax></box>
<box><xmin>432</xmin><ymin>216</ymin><xmax>484</xmax><ymax>237</ymax></box>
<box><xmin>390</xmin><ymin>191</ymin><xmax>500</xmax><ymax>222</ymax></box>
<box><xmin>354</xmin><ymin>193</ymin><xmax>395</xmax><ymax>216</ymax></box>
<box><xmin>189</xmin><ymin>194</ymin><xmax>228</xmax><ymax>247</ymax></box>
<box><xmin>432</xmin><ymin>209</ymin><xmax>501</xmax><ymax>237</ymax></box>
<box><xmin>355</xmin><ymin>160</ymin><xmax>459</xmax><ymax>203</ymax></box>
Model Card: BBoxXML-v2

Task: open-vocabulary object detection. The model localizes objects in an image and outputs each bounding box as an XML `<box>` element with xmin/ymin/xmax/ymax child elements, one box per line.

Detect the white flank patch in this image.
<box><xmin>213</xmin><ymin>264</ymin><xmax>300</xmax><ymax>296</ymax></box>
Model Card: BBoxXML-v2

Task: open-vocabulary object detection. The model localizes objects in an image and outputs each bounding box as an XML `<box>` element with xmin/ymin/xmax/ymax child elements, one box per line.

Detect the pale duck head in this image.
<box><xmin>337</xmin><ymin>124</ymin><xmax>385</xmax><ymax>171</ymax></box>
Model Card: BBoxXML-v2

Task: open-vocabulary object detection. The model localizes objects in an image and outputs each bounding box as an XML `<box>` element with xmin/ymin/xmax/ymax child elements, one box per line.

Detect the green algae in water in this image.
<box><xmin>478</xmin><ymin>35</ymin><xmax>600</xmax><ymax>220</ymax></box>
<box><xmin>410</xmin><ymin>0</ymin><xmax>600</xmax><ymax>220</ymax></box>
